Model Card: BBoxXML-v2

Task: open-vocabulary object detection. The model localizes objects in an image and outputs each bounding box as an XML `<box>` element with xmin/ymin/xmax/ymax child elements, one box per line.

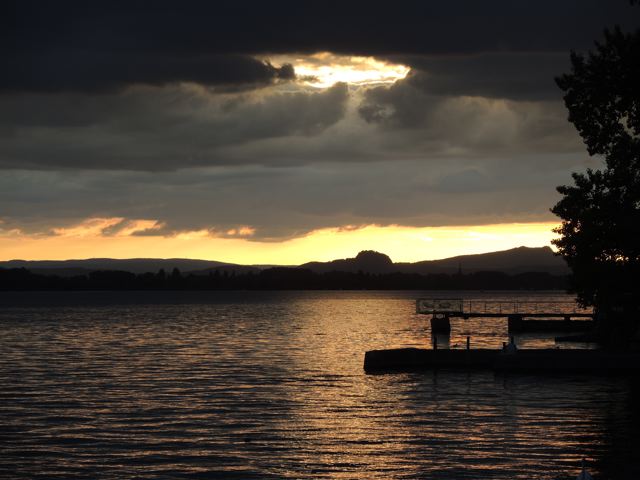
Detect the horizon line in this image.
<box><xmin>0</xmin><ymin>244</ymin><xmax>557</xmax><ymax>267</ymax></box>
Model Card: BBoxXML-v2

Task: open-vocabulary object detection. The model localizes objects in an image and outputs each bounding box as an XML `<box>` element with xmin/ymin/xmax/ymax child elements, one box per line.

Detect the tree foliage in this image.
<box><xmin>553</xmin><ymin>18</ymin><xmax>640</xmax><ymax>309</ymax></box>
<box><xmin>556</xmin><ymin>27</ymin><xmax>640</xmax><ymax>161</ymax></box>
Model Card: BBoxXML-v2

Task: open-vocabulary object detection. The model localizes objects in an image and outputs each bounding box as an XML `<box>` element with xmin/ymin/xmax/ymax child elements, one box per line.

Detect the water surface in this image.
<box><xmin>1</xmin><ymin>291</ymin><xmax>638</xmax><ymax>479</ymax></box>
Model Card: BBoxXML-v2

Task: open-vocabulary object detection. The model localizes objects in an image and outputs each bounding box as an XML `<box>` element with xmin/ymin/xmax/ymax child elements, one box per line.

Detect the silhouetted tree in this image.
<box><xmin>553</xmin><ymin>10</ymin><xmax>640</xmax><ymax>342</ymax></box>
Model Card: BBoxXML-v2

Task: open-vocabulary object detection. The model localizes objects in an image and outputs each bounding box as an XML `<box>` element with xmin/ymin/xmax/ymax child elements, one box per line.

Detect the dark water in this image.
<box><xmin>1</xmin><ymin>291</ymin><xmax>638</xmax><ymax>479</ymax></box>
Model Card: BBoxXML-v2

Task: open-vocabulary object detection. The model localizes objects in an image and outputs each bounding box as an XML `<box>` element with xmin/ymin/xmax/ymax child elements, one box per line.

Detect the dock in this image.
<box><xmin>363</xmin><ymin>298</ymin><xmax>640</xmax><ymax>374</ymax></box>
<box><xmin>417</xmin><ymin>298</ymin><xmax>594</xmax><ymax>333</ymax></box>
<box><xmin>364</xmin><ymin>347</ymin><xmax>640</xmax><ymax>374</ymax></box>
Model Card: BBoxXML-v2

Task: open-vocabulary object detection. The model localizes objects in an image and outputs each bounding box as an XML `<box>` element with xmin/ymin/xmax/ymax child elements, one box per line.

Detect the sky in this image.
<box><xmin>2</xmin><ymin>1</ymin><xmax>637</xmax><ymax>264</ymax></box>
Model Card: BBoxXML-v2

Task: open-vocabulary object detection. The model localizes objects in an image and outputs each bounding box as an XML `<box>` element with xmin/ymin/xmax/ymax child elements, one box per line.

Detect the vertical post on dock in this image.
<box><xmin>433</xmin><ymin>335</ymin><xmax>438</xmax><ymax>350</ymax></box>
<box><xmin>466</xmin><ymin>336</ymin><xmax>470</xmax><ymax>350</ymax></box>
<box><xmin>507</xmin><ymin>314</ymin><xmax>523</xmax><ymax>333</ymax></box>
<box><xmin>430</xmin><ymin>313</ymin><xmax>451</xmax><ymax>334</ymax></box>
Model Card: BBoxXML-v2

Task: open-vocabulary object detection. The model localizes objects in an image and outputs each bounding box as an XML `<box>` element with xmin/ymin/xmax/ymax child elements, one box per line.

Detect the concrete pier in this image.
<box><xmin>364</xmin><ymin>348</ymin><xmax>494</xmax><ymax>372</ymax></box>
<box><xmin>364</xmin><ymin>347</ymin><xmax>640</xmax><ymax>374</ymax></box>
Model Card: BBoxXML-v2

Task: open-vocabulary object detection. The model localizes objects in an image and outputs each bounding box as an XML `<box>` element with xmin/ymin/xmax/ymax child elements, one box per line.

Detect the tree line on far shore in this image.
<box><xmin>0</xmin><ymin>267</ymin><xmax>568</xmax><ymax>291</ymax></box>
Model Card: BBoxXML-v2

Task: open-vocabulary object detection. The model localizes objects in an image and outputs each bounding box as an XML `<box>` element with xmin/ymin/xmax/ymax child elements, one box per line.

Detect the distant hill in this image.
<box><xmin>0</xmin><ymin>258</ymin><xmax>246</xmax><ymax>276</ymax></box>
<box><xmin>301</xmin><ymin>250</ymin><xmax>394</xmax><ymax>274</ymax></box>
<box><xmin>0</xmin><ymin>246</ymin><xmax>568</xmax><ymax>277</ymax></box>
<box><xmin>301</xmin><ymin>246</ymin><xmax>567</xmax><ymax>275</ymax></box>
<box><xmin>399</xmin><ymin>246</ymin><xmax>568</xmax><ymax>275</ymax></box>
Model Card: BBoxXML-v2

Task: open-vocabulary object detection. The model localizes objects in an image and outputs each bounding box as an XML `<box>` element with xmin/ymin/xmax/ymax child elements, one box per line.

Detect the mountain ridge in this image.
<box><xmin>0</xmin><ymin>246</ymin><xmax>568</xmax><ymax>276</ymax></box>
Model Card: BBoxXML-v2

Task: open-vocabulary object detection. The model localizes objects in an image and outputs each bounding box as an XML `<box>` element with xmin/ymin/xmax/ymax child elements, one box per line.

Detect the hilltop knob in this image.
<box><xmin>354</xmin><ymin>250</ymin><xmax>393</xmax><ymax>272</ymax></box>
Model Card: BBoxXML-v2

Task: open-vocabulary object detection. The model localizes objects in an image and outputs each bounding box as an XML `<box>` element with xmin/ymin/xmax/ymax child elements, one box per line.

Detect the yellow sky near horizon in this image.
<box><xmin>0</xmin><ymin>222</ymin><xmax>559</xmax><ymax>265</ymax></box>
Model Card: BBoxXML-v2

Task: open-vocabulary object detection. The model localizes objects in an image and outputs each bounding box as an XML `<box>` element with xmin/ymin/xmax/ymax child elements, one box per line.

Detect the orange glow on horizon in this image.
<box><xmin>0</xmin><ymin>221</ymin><xmax>559</xmax><ymax>265</ymax></box>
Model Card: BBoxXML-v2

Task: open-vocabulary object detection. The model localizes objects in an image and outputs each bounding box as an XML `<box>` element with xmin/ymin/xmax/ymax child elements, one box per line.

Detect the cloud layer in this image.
<box><xmin>2</xmin><ymin>0</ymin><xmax>635</xmax><ymax>244</ymax></box>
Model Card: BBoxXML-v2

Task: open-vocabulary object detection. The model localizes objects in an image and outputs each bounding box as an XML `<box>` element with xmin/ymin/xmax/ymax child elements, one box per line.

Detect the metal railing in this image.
<box><xmin>417</xmin><ymin>298</ymin><xmax>593</xmax><ymax>315</ymax></box>
<box><xmin>464</xmin><ymin>300</ymin><xmax>592</xmax><ymax>315</ymax></box>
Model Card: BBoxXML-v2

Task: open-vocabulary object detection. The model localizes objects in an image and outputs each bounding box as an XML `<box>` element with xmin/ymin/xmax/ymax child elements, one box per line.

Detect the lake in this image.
<box><xmin>1</xmin><ymin>291</ymin><xmax>638</xmax><ymax>479</ymax></box>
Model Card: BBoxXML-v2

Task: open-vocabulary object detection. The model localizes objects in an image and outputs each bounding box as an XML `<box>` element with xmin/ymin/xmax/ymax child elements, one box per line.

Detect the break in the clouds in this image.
<box><xmin>2</xmin><ymin>0</ymin><xmax>637</xmax><ymax>242</ymax></box>
<box><xmin>5</xmin><ymin>1</ymin><xmax>635</xmax><ymax>94</ymax></box>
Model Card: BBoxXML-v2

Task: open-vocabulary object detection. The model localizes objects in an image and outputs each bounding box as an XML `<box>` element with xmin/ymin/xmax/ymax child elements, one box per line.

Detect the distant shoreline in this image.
<box><xmin>1</xmin><ymin>266</ymin><xmax>568</xmax><ymax>292</ymax></box>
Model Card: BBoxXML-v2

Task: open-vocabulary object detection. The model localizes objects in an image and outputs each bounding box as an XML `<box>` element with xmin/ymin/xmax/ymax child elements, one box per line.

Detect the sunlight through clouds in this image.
<box><xmin>271</xmin><ymin>53</ymin><xmax>410</xmax><ymax>88</ymax></box>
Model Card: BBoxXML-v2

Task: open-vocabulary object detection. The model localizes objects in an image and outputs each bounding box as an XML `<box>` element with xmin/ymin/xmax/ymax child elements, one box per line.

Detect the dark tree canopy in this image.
<box><xmin>555</xmin><ymin>27</ymin><xmax>640</xmax><ymax>162</ymax></box>
<box><xmin>552</xmin><ymin>168</ymin><xmax>640</xmax><ymax>306</ymax></box>
<box><xmin>552</xmin><ymin>11</ymin><xmax>640</xmax><ymax>320</ymax></box>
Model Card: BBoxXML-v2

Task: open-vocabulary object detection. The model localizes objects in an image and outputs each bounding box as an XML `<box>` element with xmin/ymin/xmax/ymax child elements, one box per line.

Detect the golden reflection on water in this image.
<box><xmin>0</xmin><ymin>291</ymin><xmax>637</xmax><ymax>479</ymax></box>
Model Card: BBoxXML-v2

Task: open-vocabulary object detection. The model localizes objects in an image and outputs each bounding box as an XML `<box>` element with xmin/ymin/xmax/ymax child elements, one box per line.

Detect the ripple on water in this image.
<box><xmin>0</xmin><ymin>290</ymin><xmax>638</xmax><ymax>479</ymax></box>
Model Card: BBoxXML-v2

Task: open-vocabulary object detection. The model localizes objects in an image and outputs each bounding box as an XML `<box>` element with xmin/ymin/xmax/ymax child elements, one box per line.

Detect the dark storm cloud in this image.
<box><xmin>4</xmin><ymin>0</ymin><xmax>635</xmax><ymax>93</ymax></box>
<box><xmin>0</xmin><ymin>83</ymin><xmax>349</xmax><ymax>170</ymax></box>
<box><xmin>0</xmin><ymin>153</ymin><xmax>598</xmax><ymax>240</ymax></box>
<box><xmin>3</xmin><ymin>0</ymin><xmax>638</xmax><ymax>240</ymax></box>
<box><xmin>394</xmin><ymin>53</ymin><xmax>570</xmax><ymax>101</ymax></box>
<box><xmin>2</xmin><ymin>52</ymin><xmax>295</xmax><ymax>93</ymax></box>
<box><xmin>358</xmin><ymin>77</ymin><xmax>578</xmax><ymax>150</ymax></box>
<box><xmin>0</xmin><ymin>79</ymin><xmax>582</xmax><ymax>172</ymax></box>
